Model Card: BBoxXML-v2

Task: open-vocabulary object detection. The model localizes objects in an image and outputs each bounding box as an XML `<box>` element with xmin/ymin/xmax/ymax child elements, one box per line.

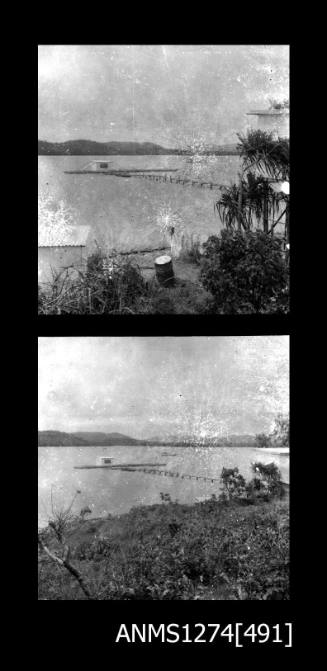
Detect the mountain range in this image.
<box><xmin>38</xmin><ymin>430</ymin><xmax>142</xmax><ymax>446</ymax></box>
<box><xmin>38</xmin><ymin>430</ymin><xmax>257</xmax><ymax>447</ymax></box>
<box><xmin>38</xmin><ymin>140</ymin><xmax>178</xmax><ymax>156</ymax></box>
<box><xmin>38</xmin><ymin>139</ymin><xmax>239</xmax><ymax>156</ymax></box>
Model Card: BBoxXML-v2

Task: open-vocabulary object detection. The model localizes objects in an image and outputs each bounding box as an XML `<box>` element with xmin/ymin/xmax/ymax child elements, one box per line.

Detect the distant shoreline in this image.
<box><xmin>38</xmin><ymin>430</ymin><xmax>287</xmax><ymax>449</ymax></box>
<box><xmin>38</xmin><ymin>151</ymin><xmax>240</xmax><ymax>157</ymax></box>
<box><xmin>38</xmin><ymin>139</ymin><xmax>240</xmax><ymax>157</ymax></box>
<box><xmin>38</xmin><ymin>443</ymin><xmax>285</xmax><ymax>449</ymax></box>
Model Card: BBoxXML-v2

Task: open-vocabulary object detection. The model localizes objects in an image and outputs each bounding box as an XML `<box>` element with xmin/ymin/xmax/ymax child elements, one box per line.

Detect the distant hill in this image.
<box><xmin>38</xmin><ymin>431</ymin><xmax>90</xmax><ymax>446</ymax></box>
<box><xmin>38</xmin><ymin>139</ymin><xmax>240</xmax><ymax>156</ymax></box>
<box><xmin>38</xmin><ymin>430</ymin><xmax>257</xmax><ymax>447</ymax></box>
<box><xmin>209</xmin><ymin>143</ymin><xmax>239</xmax><ymax>155</ymax></box>
<box><xmin>38</xmin><ymin>139</ymin><xmax>178</xmax><ymax>156</ymax></box>
<box><xmin>71</xmin><ymin>431</ymin><xmax>142</xmax><ymax>446</ymax></box>
<box><xmin>38</xmin><ymin>430</ymin><xmax>142</xmax><ymax>446</ymax></box>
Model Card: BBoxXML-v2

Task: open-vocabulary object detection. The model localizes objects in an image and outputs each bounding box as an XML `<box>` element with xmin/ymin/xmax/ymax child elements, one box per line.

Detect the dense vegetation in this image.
<box><xmin>200</xmin><ymin>230</ymin><xmax>289</xmax><ymax>314</ymax></box>
<box><xmin>38</xmin><ymin>464</ymin><xmax>289</xmax><ymax>601</ymax></box>
<box><xmin>216</xmin><ymin>130</ymin><xmax>289</xmax><ymax>235</ymax></box>
<box><xmin>38</xmin><ymin>254</ymin><xmax>148</xmax><ymax>315</ymax></box>
<box><xmin>38</xmin><ymin>237</ymin><xmax>289</xmax><ymax>315</ymax></box>
<box><xmin>255</xmin><ymin>414</ymin><xmax>289</xmax><ymax>448</ymax></box>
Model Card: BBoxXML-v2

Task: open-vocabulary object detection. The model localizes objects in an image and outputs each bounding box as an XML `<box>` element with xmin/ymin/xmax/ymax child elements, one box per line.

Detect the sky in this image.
<box><xmin>38</xmin><ymin>45</ymin><xmax>289</xmax><ymax>147</ymax></box>
<box><xmin>38</xmin><ymin>337</ymin><xmax>289</xmax><ymax>439</ymax></box>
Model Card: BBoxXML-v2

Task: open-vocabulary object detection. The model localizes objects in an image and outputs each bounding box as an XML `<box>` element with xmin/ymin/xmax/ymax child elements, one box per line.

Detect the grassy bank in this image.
<box><xmin>38</xmin><ymin>493</ymin><xmax>289</xmax><ymax>601</ymax></box>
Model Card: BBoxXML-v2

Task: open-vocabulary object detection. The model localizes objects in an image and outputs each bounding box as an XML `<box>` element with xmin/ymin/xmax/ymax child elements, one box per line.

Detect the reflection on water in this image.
<box><xmin>38</xmin><ymin>444</ymin><xmax>289</xmax><ymax>527</ymax></box>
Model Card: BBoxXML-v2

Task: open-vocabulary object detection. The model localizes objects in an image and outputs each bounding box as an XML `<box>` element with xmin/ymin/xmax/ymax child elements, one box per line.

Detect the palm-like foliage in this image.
<box><xmin>216</xmin><ymin>129</ymin><xmax>289</xmax><ymax>232</ymax></box>
<box><xmin>216</xmin><ymin>183</ymin><xmax>240</xmax><ymax>229</ymax></box>
<box><xmin>236</xmin><ymin>130</ymin><xmax>289</xmax><ymax>180</ymax></box>
<box><xmin>216</xmin><ymin>171</ymin><xmax>284</xmax><ymax>231</ymax></box>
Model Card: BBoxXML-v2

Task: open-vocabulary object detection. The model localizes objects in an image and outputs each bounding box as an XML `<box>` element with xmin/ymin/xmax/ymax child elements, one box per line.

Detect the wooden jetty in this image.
<box><xmin>64</xmin><ymin>168</ymin><xmax>179</xmax><ymax>176</ymax></box>
<box><xmin>132</xmin><ymin>172</ymin><xmax>223</xmax><ymax>189</ymax></box>
<box><xmin>73</xmin><ymin>462</ymin><xmax>289</xmax><ymax>491</ymax></box>
<box><xmin>74</xmin><ymin>462</ymin><xmax>167</xmax><ymax>470</ymax></box>
<box><xmin>63</xmin><ymin>167</ymin><xmax>223</xmax><ymax>190</ymax></box>
<box><xmin>93</xmin><ymin>464</ymin><xmax>289</xmax><ymax>489</ymax></box>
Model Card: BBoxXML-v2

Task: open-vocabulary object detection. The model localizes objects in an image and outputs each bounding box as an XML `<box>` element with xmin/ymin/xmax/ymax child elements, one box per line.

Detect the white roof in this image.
<box><xmin>38</xmin><ymin>225</ymin><xmax>90</xmax><ymax>248</ymax></box>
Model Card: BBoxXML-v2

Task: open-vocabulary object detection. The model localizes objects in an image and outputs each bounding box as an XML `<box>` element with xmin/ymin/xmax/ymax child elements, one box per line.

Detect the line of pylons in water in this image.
<box><xmin>116</xmin><ymin>466</ymin><xmax>220</xmax><ymax>483</ymax></box>
<box><xmin>132</xmin><ymin>172</ymin><xmax>223</xmax><ymax>189</ymax></box>
<box><xmin>63</xmin><ymin>169</ymin><xmax>223</xmax><ymax>189</ymax></box>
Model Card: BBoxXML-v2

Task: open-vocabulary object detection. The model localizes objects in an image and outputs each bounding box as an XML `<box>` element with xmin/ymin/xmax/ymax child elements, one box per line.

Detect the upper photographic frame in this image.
<box><xmin>38</xmin><ymin>44</ymin><xmax>289</xmax><ymax>317</ymax></box>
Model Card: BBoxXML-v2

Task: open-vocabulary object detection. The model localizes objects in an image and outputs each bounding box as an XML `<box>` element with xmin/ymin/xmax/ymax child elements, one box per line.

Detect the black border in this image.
<box><xmin>32</xmin><ymin>35</ymin><xmax>302</xmax><ymax>657</ymax></box>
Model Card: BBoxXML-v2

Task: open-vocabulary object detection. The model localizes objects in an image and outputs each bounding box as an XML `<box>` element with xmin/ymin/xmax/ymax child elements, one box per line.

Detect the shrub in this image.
<box><xmin>271</xmin><ymin>414</ymin><xmax>289</xmax><ymax>446</ymax></box>
<box><xmin>38</xmin><ymin>251</ymin><xmax>148</xmax><ymax>314</ymax></box>
<box><xmin>200</xmin><ymin>230</ymin><xmax>289</xmax><ymax>313</ymax></box>
<box><xmin>219</xmin><ymin>467</ymin><xmax>247</xmax><ymax>503</ymax></box>
<box><xmin>255</xmin><ymin>433</ymin><xmax>272</xmax><ymax>448</ymax></box>
<box><xmin>246</xmin><ymin>462</ymin><xmax>284</xmax><ymax>501</ymax></box>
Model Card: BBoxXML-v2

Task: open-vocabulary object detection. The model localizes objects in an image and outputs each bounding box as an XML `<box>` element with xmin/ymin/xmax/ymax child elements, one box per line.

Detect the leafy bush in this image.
<box><xmin>200</xmin><ymin>230</ymin><xmax>289</xmax><ymax>313</ymax></box>
<box><xmin>255</xmin><ymin>433</ymin><xmax>272</xmax><ymax>448</ymax></box>
<box><xmin>271</xmin><ymin>414</ymin><xmax>289</xmax><ymax>446</ymax></box>
<box><xmin>219</xmin><ymin>467</ymin><xmax>247</xmax><ymax>503</ymax></box>
<box><xmin>247</xmin><ymin>462</ymin><xmax>284</xmax><ymax>500</ymax></box>
<box><xmin>38</xmin><ymin>252</ymin><xmax>148</xmax><ymax>314</ymax></box>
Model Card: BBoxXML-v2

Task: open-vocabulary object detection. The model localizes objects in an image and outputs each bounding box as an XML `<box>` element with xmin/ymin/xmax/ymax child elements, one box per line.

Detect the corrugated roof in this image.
<box><xmin>38</xmin><ymin>225</ymin><xmax>90</xmax><ymax>247</ymax></box>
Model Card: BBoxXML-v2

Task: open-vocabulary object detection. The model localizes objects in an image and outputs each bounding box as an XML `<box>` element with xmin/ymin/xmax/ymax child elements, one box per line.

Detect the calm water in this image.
<box><xmin>38</xmin><ymin>444</ymin><xmax>289</xmax><ymax>527</ymax></box>
<box><xmin>38</xmin><ymin>155</ymin><xmax>241</xmax><ymax>252</ymax></box>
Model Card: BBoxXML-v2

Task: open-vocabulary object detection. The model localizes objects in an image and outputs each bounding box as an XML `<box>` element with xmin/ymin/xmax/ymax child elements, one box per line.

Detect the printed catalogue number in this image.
<box><xmin>115</xmin><ymin>622</ymin><xmax>293</xmax><ymax>646</ymax></box>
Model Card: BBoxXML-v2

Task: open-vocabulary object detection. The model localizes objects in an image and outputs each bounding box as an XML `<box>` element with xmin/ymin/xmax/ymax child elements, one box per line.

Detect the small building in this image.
<box><xmin>246</xmin><ymin>108</ymin><xmax>289</xmax><ymax>138</ymax></box>
<box><xmin>84</xmin><ymin>160</ymin><xmax>113</xmax><ymax>172</ymax></box>
<box><xmin>38</xmin><ymin>225</ymin><xmax>90</xmax><ymax>284</ymax></box>
<box><xmin>96</xmin><ymin>456</ymin><xmax>113</xmax><ymax>466</ymax></box>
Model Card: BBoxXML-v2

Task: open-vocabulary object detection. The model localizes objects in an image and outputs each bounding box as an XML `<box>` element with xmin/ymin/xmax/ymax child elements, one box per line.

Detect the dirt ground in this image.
<box><xmin>131</xmin><ymin>251</ymin><xmax>212</xmax><ymax>313</ymax></box>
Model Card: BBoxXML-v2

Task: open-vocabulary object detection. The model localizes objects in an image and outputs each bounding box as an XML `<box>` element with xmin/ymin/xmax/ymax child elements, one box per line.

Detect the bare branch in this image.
<box><xmin>38</xmin><ymin>534</ymin><xmax>95</xmax><ymax>600</ymax></box>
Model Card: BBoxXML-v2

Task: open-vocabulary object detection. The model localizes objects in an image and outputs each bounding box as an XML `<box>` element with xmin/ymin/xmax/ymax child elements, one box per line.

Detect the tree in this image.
<box><xmin>255</xmin><ymin>433</ymin><xmax>272</xmax><ymax>448</ymax></box>
<box><xmin>271</xmin><ymin>414</ymin><xmax>289</xmax><ymax>446</ymax></box>
<box><xmin>237</xmin><ymin>129</ymin><xmax>289</xmax><ymax>181</ymax></box>
<box><xmin>247</xmin><ymin>462</ymin><xmax>284</xmax><ymax>500</ymax></box>
<box><xmin>220</xmin><ymin>467</ymin><xmax>247</xmax><ymax>502</ymax></box>
<box><xmin>216</xmin><ymin>129</ymin><xmax>289</xmax><ymax>234</ymax></box>
<box><xmin>216</xmin><ymin>172</ymin><xmax>283</xmax><ymax>232</ymax></box>
<box><xmin>38</xmin><ymin>489</ymin><xmax>95</xmax><ymax>600</ymax></box>
<box><xmin>200</xmin><ymin>230</ymin><xmax>289</xmax><ymax>314</ymax></box>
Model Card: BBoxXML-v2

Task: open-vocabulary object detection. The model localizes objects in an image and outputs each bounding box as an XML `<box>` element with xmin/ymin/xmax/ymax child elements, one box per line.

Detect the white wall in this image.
<box><xmin>249</xmin><ymin>113</ymin><xmax>289</xmax><ymax>138</ymax></box>
<box><xmin>38</xmin><ymin>246</ymin><xmax>86</xmax><ymax>284</ymax></box>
